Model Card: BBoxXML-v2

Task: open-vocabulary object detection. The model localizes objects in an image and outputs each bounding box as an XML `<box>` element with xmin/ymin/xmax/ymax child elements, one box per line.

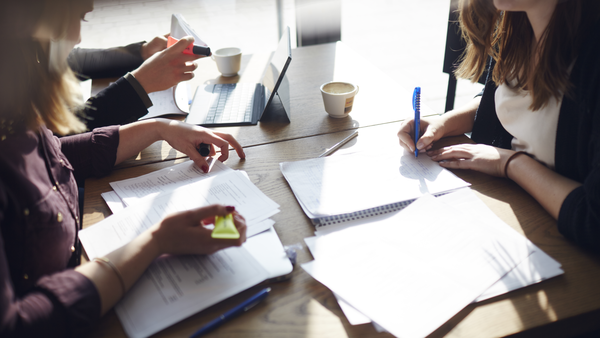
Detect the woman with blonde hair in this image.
<box><xmin>0</xmin><ymin>0</ymin><xmax>248</xmax><ymax>336</ymax></box>
<box><xmin>398</xmin><ymin>0</ymin><xmax>600</xmax><ymax>252</ymax></box>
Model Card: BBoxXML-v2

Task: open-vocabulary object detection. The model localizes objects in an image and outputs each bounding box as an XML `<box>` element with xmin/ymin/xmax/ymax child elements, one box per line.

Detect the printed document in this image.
<box><xmin>116</xmin><ymin>247</ymin><xmax>268</xmax><ymax>338</ymax></box>
<box><xmin>80</xmin><ymin>170</ymin><xmax>280</xmax><ymax>259</ymax></box>
<box><xmin>110</xmin><ymin>159</ymin><xmax>231</xmax><ymax>207</ymax></box>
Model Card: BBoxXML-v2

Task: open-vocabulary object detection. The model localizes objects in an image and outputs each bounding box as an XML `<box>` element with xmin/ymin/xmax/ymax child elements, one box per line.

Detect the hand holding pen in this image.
<box><xmin>397</xmin><ymin>87</ymin><xmax>446</xmax><ymax>155</ymax></box>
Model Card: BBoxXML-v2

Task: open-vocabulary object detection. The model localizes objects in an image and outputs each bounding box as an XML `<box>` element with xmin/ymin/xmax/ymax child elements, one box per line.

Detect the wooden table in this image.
<box><xmin>107</xmin><ymin>42</ymin><xmax>436</xmax><ymax>170</ymax></box>
<box><xmin>83</xmin><ymin>44</ymin><xmax>600</xmax><ymax>338</ymax></box>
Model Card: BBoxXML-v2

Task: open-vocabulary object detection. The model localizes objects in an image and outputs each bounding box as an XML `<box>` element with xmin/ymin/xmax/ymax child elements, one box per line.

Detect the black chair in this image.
<box><xmin>442</xmin><ymin>0</ymin><xmax>486</xmax><ymax>112</ymax></box>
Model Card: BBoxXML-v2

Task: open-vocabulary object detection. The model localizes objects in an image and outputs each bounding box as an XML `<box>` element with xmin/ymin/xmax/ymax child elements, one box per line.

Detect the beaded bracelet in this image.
<box><xmin>504</xmin><ymin>151</ymin><xmax>528</xmax><ymax>179</ymax></box>
<box><xmin>94</xmin><ymin>257</ymin><xmax>126</xmax><ymax>297</ymax></box>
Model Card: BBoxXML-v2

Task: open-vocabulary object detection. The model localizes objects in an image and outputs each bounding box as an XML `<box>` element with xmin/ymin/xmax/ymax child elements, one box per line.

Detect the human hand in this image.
<box><xmin>150</xmin><ymin>205</ymin><xmax>247</xmax><ymax>256</ymax></box>
<box><xmin>140</xmin><ymin>34</ymin><xmax>169</xmax><ymax>60</ymax></box>
<box><xmin>427</xmin><ymin>144</ymin><xmax>516</xmax><ymax>177</ymax></box>
<box><xmin>132</xmin><ymin>36</ymin><xmax>202</xmax><ymax>94</ymax></box>
<box><xmin>397</xmin><ymin>116</ymin><xmax>446</xmax><ymax>154</ymax></box>
<box><xmin>157</xmin><ymin>119</ymin><xmax>246</xmax><ymax>172</ymax></box>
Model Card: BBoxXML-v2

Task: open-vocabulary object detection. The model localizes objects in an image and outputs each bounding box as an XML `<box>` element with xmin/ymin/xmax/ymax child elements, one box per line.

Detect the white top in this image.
<box><xmin>495</xmin><ymin>81</ymin><xmax>562</xmax><ymax>169</ymax></box>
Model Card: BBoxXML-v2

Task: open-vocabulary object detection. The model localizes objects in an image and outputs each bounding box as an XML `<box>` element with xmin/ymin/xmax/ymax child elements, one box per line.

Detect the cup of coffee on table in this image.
<box><xmin>320</xmin><ymin>81</ymin><xmax>359</xmax><ymax>118</ymax></box>
<box><xmin>212</xmin><ymin>47</ymin><xmax>242</xmax><ymax>77</ymax></box>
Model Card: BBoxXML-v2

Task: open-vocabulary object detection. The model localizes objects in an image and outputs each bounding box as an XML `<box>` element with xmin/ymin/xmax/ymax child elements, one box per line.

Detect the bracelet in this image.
<box><xmin>504</xmin><ymin>151</ymin><xmax>528</xmax><ymax>179</ymax></box>
<box><xmin>93</xmin><ymin>257</ymin><xmax>126</xmax><ymax>297</ymax></box>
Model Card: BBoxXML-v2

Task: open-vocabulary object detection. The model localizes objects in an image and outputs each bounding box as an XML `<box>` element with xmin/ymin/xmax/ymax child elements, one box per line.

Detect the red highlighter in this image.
<box><xmin>167</xmin><ymin>36</ymin><xmax>211</xmax><ymax>56</ymax></box>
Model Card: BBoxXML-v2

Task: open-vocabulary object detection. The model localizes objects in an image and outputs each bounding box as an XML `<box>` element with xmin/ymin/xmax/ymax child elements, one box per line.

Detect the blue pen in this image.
<box><xmin>412</xmin><ymin>87</ymin><xmax>421</xmax><ymax>157</ymax></box>
<box><xmin>189</xmin><ymin>287</ymin><xmax>271</xmax><ymax>337</ymax></box>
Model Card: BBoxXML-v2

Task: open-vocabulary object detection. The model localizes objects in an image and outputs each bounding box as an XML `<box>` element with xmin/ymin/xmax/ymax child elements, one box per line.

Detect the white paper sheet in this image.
<box><xmin>302</xmin><ymin>195</ymin><xmax>532</xmax><ymax>338</ymax></box>
<box><xmin>304</xmin><ymin>236</ymin><xmax>371</xmax><ymax>325</ymax></box>
<box><xmin>435</xmin><ymin>189</ymin><xmax>563</xmax><ymax>302</ymax></box>
<box><xmin>306</xmin><ymin>189</ymin><xmax>563</xmax><ymax>328</ymax></box>
<box><xmin>110</xmin><ymin>159</ymin><xmax>231</xmax><ymax>207</ymax></box>
<box><xmin>116</xmin><ymin>246</ymin><xmax>268</xmax><ymax>338</ymax></box>
<box><xmin>280</xmin><ymin>149</ymin><xmax>470</xmax><ymax>218</ymax></box>
<box><xmin>100</xmin><ymin>191</ymin><xmax>127</xmax><ymax>213</ymax></box>
<box><xmin>138</xmin><ymin>83</ymin><xmax>189</xmax><ymax>120</ymax></box>
<box><xmin>80</xmin><ymin>171</ymin><xmax>280</xmax><ymax>260</ymax></box>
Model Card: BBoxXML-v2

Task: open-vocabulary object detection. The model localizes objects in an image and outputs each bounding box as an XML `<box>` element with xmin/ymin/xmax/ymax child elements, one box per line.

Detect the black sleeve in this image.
<box><xmin>554</xmin><ymin>20</ymin><xmax>600</xmax><ymax>253</ymax></box>
<box><xmin>82</xmin><ymin>77</ymin><xmax>148</xmax><ymax>130</ymax></box>
<box><xmin>68</xmin><ymin>42</ymin><xmax>145</xmax><ymax>79</ymax></box>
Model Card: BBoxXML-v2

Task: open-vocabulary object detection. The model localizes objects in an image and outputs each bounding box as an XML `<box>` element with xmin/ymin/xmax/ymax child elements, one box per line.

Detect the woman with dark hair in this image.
<box><xmin>398</xmin><ymin>0</ymin><xmax>600</xmax><ymax>252</ymax></box>
<box><xmin>0</xmin><ymin>1</ymin><xmax>247</xmax><ymax>336</ymax></box>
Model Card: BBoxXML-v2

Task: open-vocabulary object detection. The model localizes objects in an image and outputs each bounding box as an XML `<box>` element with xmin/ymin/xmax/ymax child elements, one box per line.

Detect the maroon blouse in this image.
<box><xmin>0</xmin><ymin>125</ymin><xmax>119</xmax><ymax>337</ymax></box>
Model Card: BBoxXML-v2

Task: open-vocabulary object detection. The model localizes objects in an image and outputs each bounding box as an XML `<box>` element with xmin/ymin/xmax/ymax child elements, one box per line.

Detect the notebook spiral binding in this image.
<box><xmin>312</xmin><ymin>200</ymin><xmax>414</xmax><ymax>227</ymax></box>
<box><xmin>312</xmin><ymin>192</ymin><xmax>451</xmax><ymax>227</ymax></box>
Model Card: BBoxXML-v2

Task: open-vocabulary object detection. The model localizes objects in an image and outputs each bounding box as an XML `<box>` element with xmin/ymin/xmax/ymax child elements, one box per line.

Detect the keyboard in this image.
<box><xmin>204</xmin><ymin>83</ymin><xmax>255</xmax><ymax>124</ymax></box>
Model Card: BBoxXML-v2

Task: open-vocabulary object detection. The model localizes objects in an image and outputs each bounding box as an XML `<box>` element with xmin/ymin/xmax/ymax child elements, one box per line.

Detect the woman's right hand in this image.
<box><xmin>149</xmin><ymin>204</ymin><xmax>247</xmax><ymax>256</ymax></box>
<box><xmin>132</xmin><ymin>36</ymin><xmax>202</xmax><ymax>94</ymax></box>
<box><xmin>397</xmin><ymin>116</ymin><xmax>446</xmax><ymax>154</ymax></box>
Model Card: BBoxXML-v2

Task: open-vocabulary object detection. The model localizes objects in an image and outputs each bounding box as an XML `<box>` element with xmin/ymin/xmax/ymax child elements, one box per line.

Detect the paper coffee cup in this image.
<box><xmin>320</xmin><ymin>81</ymin><xmax>359</xmax><ymax>118</ymax></box>
<box><xmin>212</xmin><ymin>47</ymin><xmax>242</xmax><ymax>77</ymax></box>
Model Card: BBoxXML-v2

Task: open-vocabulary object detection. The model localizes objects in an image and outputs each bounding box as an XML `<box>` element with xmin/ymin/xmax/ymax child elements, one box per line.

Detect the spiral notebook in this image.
<box><xmin>279</xmin><ymin>150</ymin><xmax>470</xmax><ymax>227</ymax></box>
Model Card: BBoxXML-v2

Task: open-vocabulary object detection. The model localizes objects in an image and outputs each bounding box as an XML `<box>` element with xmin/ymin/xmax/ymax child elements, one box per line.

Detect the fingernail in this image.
<box><xmin>226</xmin><ymin>206</ymin><xmax>235</xmax><ymax>212</ymax></box>
<box><xmin>202</xmin><ymin>165</ymin><xmax>208</xmax><ymax>173</ymax></box>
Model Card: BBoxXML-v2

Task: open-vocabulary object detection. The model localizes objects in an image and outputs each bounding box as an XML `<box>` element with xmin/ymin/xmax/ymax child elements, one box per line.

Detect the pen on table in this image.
<box><xmin>318</xmin><ymin>130</ymin><xmax>359</xmax><ymax>158</ymax></box>
<box><xmin>412</xmin><ymin>87</ymin><xmax>421</xmax><ymax>157</ymax></box>
<box><xmin>198</xmin><ymin>143</ymin><xmax>211</xmax><ymax>157</ymax></box>
<box><xmin>189</xmin><ymin>287</ymin><xmax>271</xmax><ymax>338</ymax></box>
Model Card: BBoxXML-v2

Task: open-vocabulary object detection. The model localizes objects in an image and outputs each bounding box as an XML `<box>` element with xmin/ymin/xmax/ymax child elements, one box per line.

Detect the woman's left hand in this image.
<box><xmin>158</xmin><ymin>119</ymin><xmax>246</xmax><ymax>172</ymax></box>
<box><xmin>427</xmin><ymin>144</ymin><xmax>515</xmax><ymax>177</ymax></box>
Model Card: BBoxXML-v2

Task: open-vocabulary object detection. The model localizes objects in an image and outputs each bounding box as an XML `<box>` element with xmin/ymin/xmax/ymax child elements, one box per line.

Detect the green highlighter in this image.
<box><xmin>211</xmin><ymin>213</ymin><xmax>240</xmax><ymax>239</ymax></box>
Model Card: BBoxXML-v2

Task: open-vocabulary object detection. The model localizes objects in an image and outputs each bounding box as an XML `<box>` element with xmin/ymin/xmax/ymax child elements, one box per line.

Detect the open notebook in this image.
<box><xmin>280</xmin><ymin>150</ymin><xmax>471</xmax><ymax>227</ymax></box>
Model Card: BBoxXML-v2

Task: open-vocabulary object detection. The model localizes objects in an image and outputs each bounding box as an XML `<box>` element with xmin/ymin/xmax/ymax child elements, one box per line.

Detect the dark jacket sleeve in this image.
<box><xmin>82</xmin><ymin>77</ymin><xmax>149</xmax><ymax>130</ymax></box>
<box><xmin>554</xmin><ymin>21</ymin><xmax>600</xmax><ymax>252</ymax></box>
<box><xmin>68</xmin><ymin>42</ymin><xmax>145</xmax><ymax>79</ymax></box>
<box><xmin>60</xmin><ymin>126</ymin><xmax>120</xmax><ymax>183</ymax></box>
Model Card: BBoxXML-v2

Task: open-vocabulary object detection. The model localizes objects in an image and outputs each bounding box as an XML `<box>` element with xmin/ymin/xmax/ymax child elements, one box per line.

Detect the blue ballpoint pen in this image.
<box><xmin>189</xmin><ymin>287</ymin><xmax>271</xmax><ymax>337</ymax></box>
<box><xmin>412</xmin><ymin>87</ymin><xmax>421</xmax><ymax>157</ymax></box>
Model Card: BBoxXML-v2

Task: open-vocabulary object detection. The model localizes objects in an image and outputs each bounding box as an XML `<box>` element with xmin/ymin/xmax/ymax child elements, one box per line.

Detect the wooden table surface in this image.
<box><xmin>105</xmin><ymin>42</ymin><xmax>437</xmax><ymax>170</ymax></box>
<box><xmin>83</xmin><ymin>121</ymin><xmax>600</xmax><ymax>338</ymax></box>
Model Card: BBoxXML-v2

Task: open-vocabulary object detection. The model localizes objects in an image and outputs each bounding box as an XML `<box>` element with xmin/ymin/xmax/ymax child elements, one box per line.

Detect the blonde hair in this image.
<box><xmin>455</xmin><ymin>0</ymin><xmax>600</xmax><ymax>111</ymax></box>
<box><xmin>0</xmin><ymin>0</ymin><xmax>86</xmax><ymax>136</ymax></box>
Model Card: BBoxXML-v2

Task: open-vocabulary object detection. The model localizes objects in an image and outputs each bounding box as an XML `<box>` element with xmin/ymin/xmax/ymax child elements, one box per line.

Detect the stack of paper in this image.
<box><xmin>101</xmin><ymin>160</ymin><xmax>275</xmax><ymax>237</ymax></box>
<box><xmin>302</xmin><ymin>189</ymin><xmax>563</xmax><ymax>336</ymax></box>
<box><xmin>81</xmin><ymin>161</ymin><xmax>290</xmax><ymax>338</ymax></box>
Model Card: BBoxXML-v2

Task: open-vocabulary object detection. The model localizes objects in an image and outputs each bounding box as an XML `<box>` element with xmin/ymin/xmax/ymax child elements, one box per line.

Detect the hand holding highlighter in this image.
<box><xmin>167</xmin><ymin>36</ymin><xmax>211</xmax><ymax>56</ymax></box>
<box><xmin>211</xmin><ymin>213</ymin><xmax>240</xmax><ymax>239</ymax></box>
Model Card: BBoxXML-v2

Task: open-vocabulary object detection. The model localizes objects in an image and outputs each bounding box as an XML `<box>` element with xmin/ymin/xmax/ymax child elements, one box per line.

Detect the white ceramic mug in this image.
<box><xmin>212</xmin><ymin>47</ymin><xmax>242</xmax><ymax>77</ymax></box>
<box><xmin>320</xmin><ymin>81</ymin><xmax>359</xmax><ymax>118</ymax></box>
